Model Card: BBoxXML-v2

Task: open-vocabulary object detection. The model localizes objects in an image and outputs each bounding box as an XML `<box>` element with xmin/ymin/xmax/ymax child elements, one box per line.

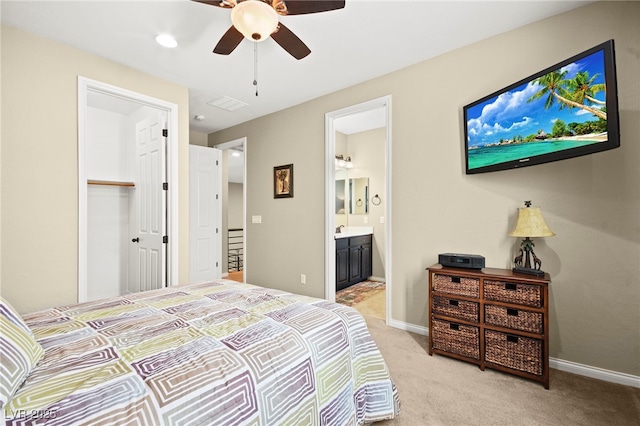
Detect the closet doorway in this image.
<box><xmin>325</xmin><ymin>96</ymin><xmax>392</xmax><ymax>323</ymax></box>
<box><xmin>78</xmin><ymin>77</ymin><xmax>179</xmax><ymax>302</ymax></box>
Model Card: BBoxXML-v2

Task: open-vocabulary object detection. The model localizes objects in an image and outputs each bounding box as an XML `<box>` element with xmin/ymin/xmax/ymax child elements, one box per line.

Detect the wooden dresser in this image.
<box><xmin>427</xmin><ymin>264</ymin><xmax>551</xmax><ymax>388</ymax></box>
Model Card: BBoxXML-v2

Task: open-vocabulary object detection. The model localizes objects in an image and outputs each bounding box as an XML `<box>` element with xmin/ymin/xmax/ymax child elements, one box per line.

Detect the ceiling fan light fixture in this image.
<box><xmin>155</xmin><ymin>33</ymin><xmax>178</xmax><ymax>48</ymax></box>
<box><xmin>231</xmin><ymin>0</ymin><xmax>278</xmax><ymax>42</ymax></box>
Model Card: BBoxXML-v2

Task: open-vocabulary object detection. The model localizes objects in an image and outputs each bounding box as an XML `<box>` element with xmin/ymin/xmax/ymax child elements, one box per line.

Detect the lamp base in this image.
<box><xmin>512</xmin><ymin>266</ymin><xmax>546</xmax><ymax>277</ymax></box>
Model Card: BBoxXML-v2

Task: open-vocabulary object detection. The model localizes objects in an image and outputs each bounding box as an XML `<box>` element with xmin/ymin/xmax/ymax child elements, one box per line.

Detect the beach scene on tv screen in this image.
<box><xmin>466</xmin><ymin>49</ymin><xmax>608</xmax><ymax>170</ymax></box>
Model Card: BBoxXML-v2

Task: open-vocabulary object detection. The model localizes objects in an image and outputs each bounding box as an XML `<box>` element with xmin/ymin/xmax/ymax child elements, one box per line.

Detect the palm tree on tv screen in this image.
<box><xmin>528</xmin><ymin>69</ymin><xmax>606</xmax><ymax>120</ymax></box>
<box><xmin>567</xmin><ymin>71</ymin><xmax>606</xmax><ymax>107</ymax></box>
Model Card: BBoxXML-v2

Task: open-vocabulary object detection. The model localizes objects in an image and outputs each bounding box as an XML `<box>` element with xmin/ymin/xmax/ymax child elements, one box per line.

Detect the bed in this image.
<box><xmin>1</xmin><ymin>280</ymin><xmax>400</xmax><ymax>425</ymax></box>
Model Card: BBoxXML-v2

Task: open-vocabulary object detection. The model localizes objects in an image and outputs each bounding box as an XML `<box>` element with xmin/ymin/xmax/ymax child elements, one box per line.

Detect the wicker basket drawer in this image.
<box><xmin>433</xmin><ymin>274</ymin><xmax>480</xmax><ymax>298</ymax></box>
<box><xmin>484</xmin><ymin>305</ymin><xmax>543</xmax><ymax>334</ymax></box>
<box><xmin>485</xmin><ymin>330</ymin><xmax>543</xmax><ymax>376</ymax></box>
<box><xmin>433</xmin><ymin>296</ymin><xmax>479</xmax><ymax>323</ymax></box>
<box><xmin>484</xmin><ymin>280</ymin><xmax>542</xmax><ymax>308</ymax></box>
<box><xmin>431</xmin><ymin>318</ymin><xmax>480</xmax><ymax>360</ymax></box>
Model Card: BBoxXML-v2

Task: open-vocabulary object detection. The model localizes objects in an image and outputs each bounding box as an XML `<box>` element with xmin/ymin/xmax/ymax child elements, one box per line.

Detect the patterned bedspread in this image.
<box><xmin>4</xmin><ymin>280</ymin><xmax>399</xmax><ymax>425</ymax></box>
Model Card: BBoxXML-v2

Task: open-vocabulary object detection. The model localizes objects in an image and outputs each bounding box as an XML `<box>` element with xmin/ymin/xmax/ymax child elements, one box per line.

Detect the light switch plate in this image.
<box><xmin>252</xmin><ymin>215</ymin><xmax>262</xmax><ymax>224</ymax></box>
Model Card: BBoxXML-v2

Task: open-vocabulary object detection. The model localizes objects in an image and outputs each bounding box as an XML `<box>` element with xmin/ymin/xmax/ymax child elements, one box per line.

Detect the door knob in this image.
<box><xmin>132</xmin><ymin>237</ymin><xmax>140</xmax><ymax>243</ymax></box>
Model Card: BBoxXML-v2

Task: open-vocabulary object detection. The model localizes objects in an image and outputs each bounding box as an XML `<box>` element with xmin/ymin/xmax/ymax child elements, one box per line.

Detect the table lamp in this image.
<box><xmin>509</xmin><ymin>201</ymin><xmax>555</xmax><ymax>276</ymax></box>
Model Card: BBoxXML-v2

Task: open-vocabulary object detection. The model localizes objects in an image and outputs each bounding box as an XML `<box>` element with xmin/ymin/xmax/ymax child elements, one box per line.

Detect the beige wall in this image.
<box><xmin>210</xmin><ymin>2</ymin><xmax>640</xmax><ymax>376</ymax></box>
<box><xmin>1</xmin><ymin>25</ymin><xmax>191</xmax><ymax>313</ymax></box>
<box><xmin>189</xmin><ymin>130</ymin><xmax>208</xmax><ymax>146</ymax></box>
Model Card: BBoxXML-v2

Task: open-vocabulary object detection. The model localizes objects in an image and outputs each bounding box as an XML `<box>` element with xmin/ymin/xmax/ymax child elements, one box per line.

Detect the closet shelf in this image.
<box><xmin>87</xmin><ymin>179</ymin><xmax>135</xmax><ymax>187</ymax></box>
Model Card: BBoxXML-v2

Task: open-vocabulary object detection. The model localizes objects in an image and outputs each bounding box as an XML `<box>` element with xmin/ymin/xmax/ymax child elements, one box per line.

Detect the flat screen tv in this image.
<box><xmin>464</xmin><ymin>40</ymin><xmax>619</xmax><ymax>174</ymax></box>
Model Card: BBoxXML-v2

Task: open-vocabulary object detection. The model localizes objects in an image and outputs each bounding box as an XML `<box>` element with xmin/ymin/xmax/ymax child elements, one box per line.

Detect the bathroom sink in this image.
<box><xmin>334</xmin><ymin>226</ymin><xmax>374</xmax><ymax>239</ymax></box>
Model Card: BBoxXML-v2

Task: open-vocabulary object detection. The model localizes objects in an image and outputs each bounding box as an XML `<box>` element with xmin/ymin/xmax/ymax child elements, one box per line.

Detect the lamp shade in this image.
<box><xmin>508</xmin><ymin>206</ymin><xmax>555</xmax><ymax>238</ymax></box>
<box><xmin>231</xmin><ymin>0</ymin><xmax>279</xmax><ymax>42</ymax></box>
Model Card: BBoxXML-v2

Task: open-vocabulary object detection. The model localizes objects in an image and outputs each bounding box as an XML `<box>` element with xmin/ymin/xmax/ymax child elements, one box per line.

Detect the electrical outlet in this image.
<box><xmin>252</xmin><ymin>215</ymin><xmax>262</xmax><ymax>224</ymax></box>
<box><xmin>300</xmin><ymin>274</ymin><xmax>306</xmax><ymax>285</ymax></box>
<box><xmin>380</xmin><ymin>216</ymin><xmax>385</xmax><ymax>223</ymax></box>
<box><xmin>363</xmin><ymin>216</ymin><xmax>368</xmax><ymax>224</ymax></box>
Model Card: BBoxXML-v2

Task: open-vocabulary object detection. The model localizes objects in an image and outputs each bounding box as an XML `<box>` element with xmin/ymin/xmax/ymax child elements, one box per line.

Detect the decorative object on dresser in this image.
<box><xmin>509</xmin><ymin>201</ymin><xmax>555</xmax><ymax>276</ymax></box>
<box><xmin>438</xmin><ymin>253</ymin><xmax>485</xmax><ymax>270</ymax></box>
<box><xmin>427</xmin><ymin>264</ymin><xmax>551</xmax><ymax>388</ymax></box>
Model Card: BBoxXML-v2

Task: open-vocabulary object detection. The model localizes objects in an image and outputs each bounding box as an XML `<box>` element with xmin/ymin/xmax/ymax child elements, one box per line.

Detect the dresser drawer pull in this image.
<box><xmin>505</xmin><ymin>283</ymin><xmax>517</xmax><ymax>291</ymax></box>
<box><xmin>450</xmin><ymin>323</ymin><xmax>460</xmax><ymax>331</ymax></box>
<box><xmin>507</xmin><ymin>308</ymin><xmax>519</xmax><ymax>316</ymax></box>
<box><xmin>506</xmin><ymin>334</ymin><xmax>519</xmax><ymax>343</ymax></box>
<box><xmin>452</xmin><ymin>277</ymin><xmax>461</xmax><ymax>283</ymax></box>
<box><xmin>449</xmin><ymin>300</ymin><xmax>459</xmax><ymax>306</ymax></box>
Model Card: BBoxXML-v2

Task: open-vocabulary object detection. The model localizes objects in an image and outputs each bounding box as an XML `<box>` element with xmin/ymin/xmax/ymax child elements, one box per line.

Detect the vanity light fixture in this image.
<box><xmin>335</xmin><ymin>155</ymin><xmax>353</xmax><ymax>169</ymax></box>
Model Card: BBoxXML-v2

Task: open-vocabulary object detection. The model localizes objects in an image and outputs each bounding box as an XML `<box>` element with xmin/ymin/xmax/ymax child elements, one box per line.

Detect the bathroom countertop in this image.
<box><xmin>334</xmin><ymin>226</ymin><xmax>374</xmax><ymax>239</ymax></box>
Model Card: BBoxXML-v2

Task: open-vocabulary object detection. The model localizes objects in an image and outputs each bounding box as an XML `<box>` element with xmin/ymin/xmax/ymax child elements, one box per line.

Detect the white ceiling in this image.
<box><xmin>334</xmin><ymin>106</ymin><xmax>386</xmax><ymax>135</ymax></box>
<box><xmin>1</xmin><ymin>1</ymin><xmax>592</xmax><ymax>135</ymax></box>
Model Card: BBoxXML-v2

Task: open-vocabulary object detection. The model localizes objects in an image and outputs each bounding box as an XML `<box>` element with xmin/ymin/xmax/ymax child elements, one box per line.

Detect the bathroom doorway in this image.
<box><xmin>325</xmin><ymin>96</ymin><xmax>392</xmax><ymax>324</ymax></box>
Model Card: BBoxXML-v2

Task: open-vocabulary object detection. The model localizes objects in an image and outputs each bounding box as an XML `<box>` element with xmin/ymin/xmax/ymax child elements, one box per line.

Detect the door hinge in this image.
<box><xmin>163</xmin><ymin>182</ymin><xmax>168</xmax><ymax>190</ymax></box>
<box><xmin>216</xmin><ymin>261</ymin><xmax>219</xmax><ymax>267</ymax></box>
<box><xmin>216</xmin><ymin>160</ymin><xmax>219</xmax><ymax>166</ymax></box>
<box><xmin>163</xmin><ymin>236</ymin><xmax>168</xmax><ymax>244</ymax></box>
<box><xmin>216</xmin><ymin>194</ymin><xmax>219</xmax><ymax>200</ymax></box>
<box><xmin>216</xmin><ymin>228</ymin><xmax>219</xmax><ymax>234</ymax></box>
<box><xmin>162</xmin><ymin>129</ymin><xmax>168</xmax><ymax>138</ymax></box>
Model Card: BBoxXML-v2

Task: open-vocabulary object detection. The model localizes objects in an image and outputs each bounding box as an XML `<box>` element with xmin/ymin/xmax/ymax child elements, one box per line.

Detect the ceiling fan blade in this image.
<box><xmin>280</xmin><ymin>0</ymin><xmax>345</xmax><ymax>15</ymax></box>
<box><xmin>213</xmin><ymin>25</ymin><xmax>244</xmax><ymax>55</ymax></box>
<box><xmin>191</xmin><ymin>0</ymin><xmax>235</xmax><ymax>8</ymax></box>
<box><xmin>270</xmin><ymin>22</ymin><xmax>311</xmax><ymax>60</ymax></box>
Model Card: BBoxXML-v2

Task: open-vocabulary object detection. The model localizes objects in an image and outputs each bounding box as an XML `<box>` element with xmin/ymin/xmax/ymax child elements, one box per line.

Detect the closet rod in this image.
<box><xmin>87</xmin><ymin>179</ymin><xmax>135</xmax><ymax>187</ymax></box>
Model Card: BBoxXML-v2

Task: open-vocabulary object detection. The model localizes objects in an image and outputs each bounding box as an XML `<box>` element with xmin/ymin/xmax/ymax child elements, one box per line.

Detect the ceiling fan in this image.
<box><xmin>193</xmin><ymin>0</ymin><xmax>346</xmax><ymax>59</ymax></box>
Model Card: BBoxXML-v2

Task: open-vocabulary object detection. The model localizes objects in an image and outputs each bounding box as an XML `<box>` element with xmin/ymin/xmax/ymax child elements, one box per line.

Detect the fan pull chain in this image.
<box><xmin>253</xmin><ymin>42</ymin><xmax>258</xmax><ymax>97</ymax></box>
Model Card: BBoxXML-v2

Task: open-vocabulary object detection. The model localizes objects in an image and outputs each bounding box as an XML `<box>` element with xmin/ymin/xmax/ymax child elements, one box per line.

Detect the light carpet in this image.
<box><xmin>364</xmin><ymin>315</ymin><xmax>640</xmax><ymax>425</ymax></box>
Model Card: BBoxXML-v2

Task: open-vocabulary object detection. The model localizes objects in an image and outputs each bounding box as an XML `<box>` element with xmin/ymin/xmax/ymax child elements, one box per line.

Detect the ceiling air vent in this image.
<box><xmin>207</xmin><ymin>96</ymin><xmax>248</xmax><ymax>112</ymax></box>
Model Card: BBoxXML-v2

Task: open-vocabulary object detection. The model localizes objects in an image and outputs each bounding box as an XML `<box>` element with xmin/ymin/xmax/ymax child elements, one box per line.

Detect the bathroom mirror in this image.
<box><xmin>349</xmin><ymin>177</ymin><xmax>369</xmax><ymax>215</ymax></box>
<box><xmin>335</xmin><ymin>179</ymin><xmax>346</xmax><ymax>214</ymax></box>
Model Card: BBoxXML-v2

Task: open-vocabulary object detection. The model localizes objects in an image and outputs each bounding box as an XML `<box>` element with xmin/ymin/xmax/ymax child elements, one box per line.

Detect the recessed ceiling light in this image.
<box><xmin>156</xmin><ymin>34</ymin><xmax>177</xmax><ymax>48</ymax></box>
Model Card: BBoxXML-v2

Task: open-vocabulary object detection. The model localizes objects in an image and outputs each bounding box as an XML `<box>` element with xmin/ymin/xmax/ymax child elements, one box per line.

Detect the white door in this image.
<box><xmin>189</xmin><ymin>145</ymin><xmax>222</xmax><ymax>282</ymax></box>
<box><xmin>129</xmin><ymin>113</ymin><xmax>167</xmax><ymax>292</ymax></box>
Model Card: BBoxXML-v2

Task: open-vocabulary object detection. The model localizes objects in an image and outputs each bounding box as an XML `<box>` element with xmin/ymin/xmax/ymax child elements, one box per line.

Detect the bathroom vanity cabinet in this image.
<box><xmin>336</xmin><ymin>234</ymin><xmax>372</xmax><ymax>291</ymax></box>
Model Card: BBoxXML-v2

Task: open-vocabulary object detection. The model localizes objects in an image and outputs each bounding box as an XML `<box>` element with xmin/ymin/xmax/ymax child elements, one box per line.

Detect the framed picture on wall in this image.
<box><xmin>274</xmin><ymin>164</ymin><xmax>293</xmax><ymax>198</ymax></box>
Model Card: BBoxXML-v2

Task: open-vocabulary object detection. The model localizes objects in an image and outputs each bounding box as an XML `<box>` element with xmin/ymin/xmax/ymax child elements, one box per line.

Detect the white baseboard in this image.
<box><xmin>387</xmin><ymin>318</ymin><xmax>428</xmax><ymax>336</ymax></box>
<box><xmin>550</xmin><ymin>357</ymin><xmax>640</xmax><ymax>388</ymax></box>
<box><xmin>384</xmin><ymin>320</ymin><xmax>639</xmax><ymax>389</ymax></box>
